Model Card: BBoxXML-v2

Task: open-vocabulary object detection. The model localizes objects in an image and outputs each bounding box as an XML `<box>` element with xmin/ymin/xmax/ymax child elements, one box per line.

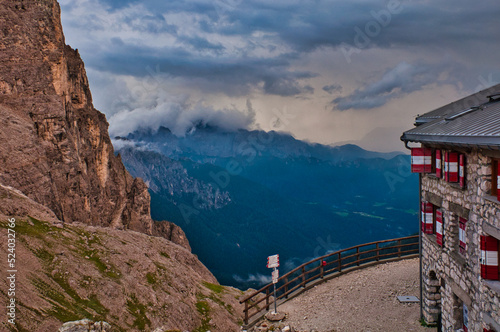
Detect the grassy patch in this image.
<box><xmin>31</xmin><ymin>273</ymin><xmax>108</xmax><ymax>323</ymax></box>
<box><xmin>126</xmin><ymin>294</ymin><xmax>151</xmax><ymax>330</ymax></box>
<box><xmin>146</xmin><ymin>272</ymin><xmax>157</xmax><ymax>285</ymax></box>
<box><xmin>33</xmin><ymin>248</ymin><xmax>55</xmax><ymax>263</ymax></box>
<box><xmin>202</xmin><ymin>282</ymin><xmax>224</xmax><ymax>294</ymax></box>
<box><xmin>11</xmin><ymin>217</ymin><xmax>61</xmax><ymax>243</ymax></box>
<box><xmin>334</xmin><ymin>211</ymin><xmax>349</xmax><ymax>217</ymax></box>
<box><xmin>159</xmin><ymin>251</ymin><xmax>170</xmax><ymax>259</ymax></box>
<box><xmin>193</xmin><ymin>300</ymin><xmax>211</xmax><ymax>332</ymax></box>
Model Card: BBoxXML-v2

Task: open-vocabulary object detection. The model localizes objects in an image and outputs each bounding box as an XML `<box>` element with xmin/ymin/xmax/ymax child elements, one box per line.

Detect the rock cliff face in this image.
<box><xmin>0</xmin><ymin>0</ymin><xmax>188</xmax><ymax>249</ymax></box>
<box><xmin>0</xmin><ymin>185</ymin><xmax>244</xmax><ymax>331</ymax></box>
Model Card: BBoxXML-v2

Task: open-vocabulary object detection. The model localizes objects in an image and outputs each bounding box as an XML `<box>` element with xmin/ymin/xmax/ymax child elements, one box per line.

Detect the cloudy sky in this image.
<box><xmin>59</xmin><ymin>0</ymin><xmax>500</xmax><ymax>152</ymax></box>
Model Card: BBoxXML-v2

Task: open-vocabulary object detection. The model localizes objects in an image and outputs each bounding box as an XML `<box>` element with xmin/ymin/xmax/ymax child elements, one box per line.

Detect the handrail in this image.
<box><xmin>239</xmin><ymin>235</ymin><xmax>419</xmax><ymax>325</ymax></box>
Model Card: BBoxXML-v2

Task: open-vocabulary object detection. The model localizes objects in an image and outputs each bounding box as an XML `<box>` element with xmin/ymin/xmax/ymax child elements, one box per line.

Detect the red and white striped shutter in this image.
<box><xmin>424</xmin><ymin>148</ymin><xmax>432</xmax><ymax>173</ymax></box>
<box><xmin>421</xmin><ymin>202</ymin><xmax>434</xmax><ymax>234</ymax></box>
<box><xmin>436</xmin><ymin>150</ymin><xmax>442</xmax><ymax>178</ymax></box>
<box><xmin>411</xmin><ymin>148</ymin><xmax>432</xmax><ymax>173</ymax></box>
<box><xmin>497</xmin><ymin>161</ymin><xmax>500</xmax><ymax>201</ymax></box>
<box><xmin>444</xmin><ymin>151</ymin><xmax>449</xmax><ymax>181</ymax></box>
<box><xmin>448</xmin><ymin>152</ymin><xmax>459</xmax><ymax>182</ymax></box>
<box><xmin>459</xmin><ymin>217</ymin><xmax>467</xmax><ymax>255</ymax></box>
<box><xmin>436</xmin><ymin>209</ymin><xmax>443</xmax><ymax>246</ymax></box>
<box><xmin>459</xmin><ymin>154</ymin><xmax>466</xmax><ymax>188</ymax></box>
<box><xmin>480</xmin><ymin>235</ymin><xmax>499</xmax><ymax>280</ymax></box>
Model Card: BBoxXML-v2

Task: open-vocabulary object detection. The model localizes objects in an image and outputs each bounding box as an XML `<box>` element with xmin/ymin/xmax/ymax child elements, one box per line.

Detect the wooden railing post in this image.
<box><xmin>266</xmin><ymin>287</ymin><xmax>270</xmax><ymax>310</ymax></box>
<box><xmin>320</xmin><ymin>261</ymin><xmax>324</xmax><ymax>279</ymax></box>
<box><xmin>376</xmin><ymin>243</ymin><xmax>380</xmax><ymax>261</ymax></box>
<box><xmin>302</xmin><ymin>266</ymin><xmax>306</xmax><ymax>288</ymax></box>
<box><xmin>356</xmin><ymin>247</ymin><xmax>360</xmax><ymax>266</ymax></box>
<box><xmin>244</xmin><ymin>300</ymin><xmax>248</xmax><ymax>325</ymax></box>
<box><xmin>284</xmin><ymin>276</ymin><xmax>289</xmax><ymax>298</ymax></box>
<box><xmin>338</xmin><ymin>252</ymin><xmax>342</xmax><ymax>272</ymax></box>
<box><xmin>398</xmin><ymin>239</ymin><xmax>402</xmax><ymax>258</ymax></box>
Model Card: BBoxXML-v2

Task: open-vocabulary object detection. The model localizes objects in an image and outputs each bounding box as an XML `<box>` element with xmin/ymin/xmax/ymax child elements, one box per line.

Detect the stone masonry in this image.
<box><xmin>420</xmin><ymin>147</ymin><xmax>500</xmax><ymax>331</ymax></box>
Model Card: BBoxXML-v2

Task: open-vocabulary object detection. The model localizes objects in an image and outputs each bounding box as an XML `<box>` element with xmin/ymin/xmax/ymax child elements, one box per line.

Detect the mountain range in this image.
<box><xmin>115</xmin><ymin>126</ymin><xmax>419</xmax><ymax>289</ymax></box>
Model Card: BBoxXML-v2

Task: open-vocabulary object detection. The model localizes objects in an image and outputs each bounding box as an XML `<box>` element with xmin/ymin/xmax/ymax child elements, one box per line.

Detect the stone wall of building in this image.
<box><xmin>420</xmin><ymin>147</ymin><xmax>500</xmax><ymax>331</ymax></box>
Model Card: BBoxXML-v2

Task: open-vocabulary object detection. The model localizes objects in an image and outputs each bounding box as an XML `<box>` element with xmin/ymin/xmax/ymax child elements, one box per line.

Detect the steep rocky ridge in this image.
<box><xmin>0</xmin><ymin>184</ymin><xmax>244</xmax><ymax>331</ymax></box>
<box><xmin>0</xmin><ymin>0</ymin><xmax>188</xmax><ymax>248</ymax></box>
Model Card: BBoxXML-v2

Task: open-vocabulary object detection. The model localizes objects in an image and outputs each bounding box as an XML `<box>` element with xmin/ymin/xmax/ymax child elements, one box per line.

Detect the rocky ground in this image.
<box><xmin>249</xmin><ymin>258</ymin><xmax>437</xmax><ymax>332</ymax></box>
<box><xmin>0</xmin><ymin>184</ymin><xmax>244</xmax><ymax>332</ymax></box>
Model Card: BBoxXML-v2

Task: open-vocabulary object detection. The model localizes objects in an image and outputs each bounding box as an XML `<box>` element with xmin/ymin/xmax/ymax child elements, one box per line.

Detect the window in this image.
<box><xmin>492</xmin><ymin>158</ymin><xmax>500</xmax><ymax>201</ymax></box>
<box><xmin>413</xmin><ymin>148</ymin><xmax>466</xmax><ymax>189</ymax></box>
<box><xmin>480</xmin><ymin>235</ymin><xmax>499</xmax><ymax>281</ymax></box>
<box><xmin>463</xmin><ymin>302</ymin><xmax>469</xmax><ymax>332</ymax></box>
<box><xmin>459</xmin><ymin>217</ymin><xmax>467</xmax><ymax>256</ymax></box>
<box><xmin>421</xmin><ymin>201</ymin><xmax>434</xmax><ymax>234</ymax></box>
<box><xmin>459</xmin><ymin>154</ymin><xmax>466</xmax><ymax>189</ymax></box>
<box><xmin>421</xmin><ymin>202</ymin><xmax>444</xmax><ymax>246</ymax></box>
<box><xmin>436</xmin><ymin>149</ymin><xmax>442</xmax><ymax>178</ymax></box>
<box><xmin>444</xmin><ymin>151</ymin><xmax>458</xmax><ymax>182</ymax></box>
<box><xmin>442</xmin><ymin>151</ymin><xmax>466</xmax><ymax>188</ymax></box>
<box><xmin>411</xmin><ymin>147</ymin><xmax>432</xmax><ymax>173</ymax></box>
<box><xmin>436</xmin><ymin>209</ymin><xmax>444</xmax><ymax>247</ymax></box>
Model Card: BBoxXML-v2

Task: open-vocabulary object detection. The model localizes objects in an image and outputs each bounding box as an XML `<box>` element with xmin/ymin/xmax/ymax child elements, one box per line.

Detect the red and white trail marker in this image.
<box><xmin>267</xmin><ymin>254</ymin><xmax>279</xmax><ymax>268</ymax></box>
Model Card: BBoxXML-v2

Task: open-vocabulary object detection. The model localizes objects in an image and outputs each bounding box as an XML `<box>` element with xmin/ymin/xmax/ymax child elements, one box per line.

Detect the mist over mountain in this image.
<box><xmin>114</xmin><ymin>126</ymin><xmax>418</xmax><ymax>289</ymax></box>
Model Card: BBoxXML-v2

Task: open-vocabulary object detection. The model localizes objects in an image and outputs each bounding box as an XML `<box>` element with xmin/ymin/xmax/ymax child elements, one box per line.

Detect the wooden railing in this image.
<box><xmin>239</xmin><ymin>235</ymin><xmax>419</xmax><ymax>325</ymax></box>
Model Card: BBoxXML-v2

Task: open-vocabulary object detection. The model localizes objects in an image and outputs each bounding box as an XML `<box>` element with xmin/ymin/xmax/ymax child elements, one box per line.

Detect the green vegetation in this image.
<box><xmin>202</xmin><ymin>282</ymin><xmax>224</xmax><ymax>294</ymax></box>
<box><xmin>193</xmin><ymin>300</ymin><xmax>211</xmax><ymax>332</ymax></box>
<box><xmin>85</xmin><ymin>253</ymin><xmax>121</xmax><ymax>280</ymax></box>
<box><xmin>146</xmin><ymin>272</ymin><xmax>157</xmax><ymax>284</ymax></box>
<box><xmin>419</xmin><ymin>318</ymin><xmax>438</xmax><ymax>328</ymax></box>
<box><xmin>33</xmin><ymin>248</ymin><xmax>55</xmax><ymax>263</ymax></box>
<box><xmin>126</xmin><ymin>294</ymin><xmax>151</xmax><ymax>330</ymax></box>
<box><xmin>31</xmin><ymin>276</ymin><xmax>108</xmax><ymax>322</ymax></box>
<box><xmin>160</xmin><ymin>251</ymin><xmax>170</xmax><ymax>259</ymax></box>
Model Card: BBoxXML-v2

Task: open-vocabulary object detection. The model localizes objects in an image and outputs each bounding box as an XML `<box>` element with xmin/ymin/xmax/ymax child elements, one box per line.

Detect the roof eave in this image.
<box><xmin>400</xmin><ymin>133</ymin><xmax>500</xmax><ymax>150</ymax></box>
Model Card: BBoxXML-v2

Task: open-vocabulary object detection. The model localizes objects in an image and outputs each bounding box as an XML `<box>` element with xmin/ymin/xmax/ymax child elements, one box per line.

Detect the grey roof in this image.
<box><xmin>401</xmin><ymin>84</ymin><xmax>500</xmax><ymax>149</ymax></box>
<box><xmin>413</xmin><ymin>84</ymin><xmax>500</xmax><ymax>125</ymax></box>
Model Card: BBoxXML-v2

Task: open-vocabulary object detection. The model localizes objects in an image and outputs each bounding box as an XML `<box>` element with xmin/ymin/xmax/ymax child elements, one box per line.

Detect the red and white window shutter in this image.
<box><xmin>459</xmin><ymin>217</ymin><xmax>467</xmax><ymax>255</ymax></box>
<box><xmin>459</xmin><ymin>154</ymin><xmax>466</xmax><ymax>188</ymax></box>
<box><xmin>436</xmin><ymin>209</ymin><xmax>443</xmax><ymax>246</ymax></box>
<box><xmin>436</xmin><ymin>150</ymin><xmax>442</xmax><ymax>178</ymax></box>
<box><xmin>411</xmin><ymin>148</ymin><xmax>432</xmax><ymax>173</ymax></box>
<box><xmin>421</xmin><ymin>202</ymin><xmax>434</xmax><ymax>234</ymax></box>
<box><xmin>445</xmin><ymin>152</ymin><xmax>459</xmax><ymax>182</ymax></box>
<box><xmin>480</xmin><ymin>235</ymin><xmax>499</xmax><ymax>280</ymax></box>
<box><xmin>497</xmin><ymin>161</ymin><xmax>500</xmax><ymax>201</ymax></box>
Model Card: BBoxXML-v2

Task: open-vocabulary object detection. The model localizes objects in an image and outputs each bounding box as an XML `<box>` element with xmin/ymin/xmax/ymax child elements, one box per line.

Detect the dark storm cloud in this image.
<box><xmin>61</xmin><ymin>0</ymin><xmax>500</xmax><ymax>104</ymax></box>
<box><xmin>332</xmin><ymin>62</ymin><xmax>448</xmax><ymax>110</ymax></box>
<box><xmin>323</xmin><ymin>84</ymin><xmax>342</xmax><ymax>95</ymax></box>
<box><xmin>177</xmin><ymin>35</ymin><xmax>225</xmax><ymax>52</ymax></box>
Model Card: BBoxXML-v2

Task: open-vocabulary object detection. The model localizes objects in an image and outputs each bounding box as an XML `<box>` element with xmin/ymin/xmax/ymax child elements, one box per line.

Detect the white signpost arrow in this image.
<box><xmin>267</xmin><ymin>254</ymin><xmax>279</xmax><ymax>314</ymax></box>
<box><xmin>267</xmin><ymin>254</ymin><xmax>279</xmax><ymax>268</ymax></box>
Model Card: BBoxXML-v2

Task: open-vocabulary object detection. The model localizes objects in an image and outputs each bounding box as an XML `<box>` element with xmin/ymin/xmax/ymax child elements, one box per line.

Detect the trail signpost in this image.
<box><xmin>267</xmin><ymin>254</ymin><xmax>279</xmax><ymax>314</ymax></box>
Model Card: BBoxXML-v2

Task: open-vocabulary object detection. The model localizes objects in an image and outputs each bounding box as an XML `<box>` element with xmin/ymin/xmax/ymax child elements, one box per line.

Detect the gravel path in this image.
<box><xmin>277</xmin><ymin>258</ymin><xmax>436</xmax><ymax>332</ymax></box>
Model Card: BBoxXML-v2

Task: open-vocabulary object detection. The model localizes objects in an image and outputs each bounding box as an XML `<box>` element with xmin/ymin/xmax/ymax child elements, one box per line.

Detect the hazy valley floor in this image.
<box><xmin>276</xmin><ymin>258</ymin><xmax>436</xmax><ymax>332</ymax></box>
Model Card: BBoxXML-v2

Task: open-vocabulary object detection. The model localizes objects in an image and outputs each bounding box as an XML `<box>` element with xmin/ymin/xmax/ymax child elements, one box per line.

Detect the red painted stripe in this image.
<box><xmin>435</xmin><ymin>150</ymin><xmax>441</xmax><ymax>178</ymax></box>
<box><xmin>459</xmin><ymin>154</ymin><xmax>465</xmax><ymax>188</ymax></box>
<box><xmin>448</xmin><ymin>152</ymin><xmax>459</xmax><ymax>182</ymax></box>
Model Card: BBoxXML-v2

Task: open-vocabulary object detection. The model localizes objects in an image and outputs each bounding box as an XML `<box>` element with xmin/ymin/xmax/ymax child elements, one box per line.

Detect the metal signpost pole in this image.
<box><xmin>267</xmin><ymin>254</ymin><xmax>280</xmax><ymax>314</ymax></box>
<box><xmin>273</xmin><ymin>267</ymin><xmax>277</xmax><ymax>314</ymax></box>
